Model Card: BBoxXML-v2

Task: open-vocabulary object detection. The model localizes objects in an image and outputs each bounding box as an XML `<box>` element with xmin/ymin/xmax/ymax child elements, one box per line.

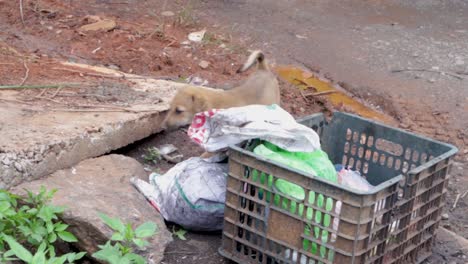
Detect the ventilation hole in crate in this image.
<box><xmin>351</xmin><ymin>144</ymin><xmax>357</xmax><ymax>156</ymax></box>
<box><xmin>273</xmin><ymin>193</ymin><xmax>281</xmax><ymax>207</ymax></box>
<box><xmin>402</xmin><ymin>161</ymin><xmax>409</xmax><ymax>173</ymax></box>
<box><xmin>363</xmin><ymin>162</ymin><xmax>369</xmax><ymax>174</ymax></box>
<box><xmin>405</xmin><ymin>148</ymin><xmax>412</xmax><ymax>160</ymax></box>
<box><xmin>375</xmin><ymin>138</ymin><xmax>403</xmax><ymax>156</ymax></box>
<box><xmin>248</xmin><ymin>200</ymin><xmax>255</xmax><ymax>212</ymax></box>
<box><xmin>358</xmin><ymin>147</ymin><xmax>364</xmax><ymax>158</ymax></box>
<box><xmin>243</xmin><ymin>243</ymin><xmax>249</xmax><ymax>256</ymax></box>
<box><xmin>240</xmin><ymin>196</ymin><xmax>247</xmax><ymax>209</ymax></box>
<box><xmin>365</xmin><ymin>150</ymin><xmax>372</xmax><ymax>160</ymax></box>
<box><xmin>236</xmin><ymin>241</ymin><xmax>242</xmax><ymax>252</ymax></box>
<box><xmin>367</xmin><ymin>136</ymin><xmax>374</xmax><ymax>147</ymax></box>
<box><xmin>410</xmin><ymin>164</ymin><xmax>416</xmax><ymax>170</ymax></box>
<box><xmin>306</xmin><ymin>207</ymin><xmax>314</xmax><ymax>221</ymax></box>
<box><xmin>290</xmin><ymin>200</ymin><xmax>298</xmax><ymax>214</ymax></box>
<box><xmin>237</xmin><ymin>226</ymin><xmax>244</xmax><ymax>238</ymax></box>
<box><xmin>360</xmin><ymin>133</ymin><xmax>367</xmax><ymax>144</ymax></box>
<box><xmin>342</xmin><ymin>155</ymin><xmax>348</xmax><ymax>165</ymax></box>
<box><xmin>373</xmin><ymin>152</ymin><xmax>379</xmax><ymax>163</ymax></box>
<box><xmin>346</xmin><ymin>128</ymin><xmax>352</xmax><ymax>140</ymax></box>
<box><xmin>244</xmin><ymin>166</ymin><xmax>251</xmax><ymax>178</ymax></box>
<box><xmin>250</xmin><ymin>185</ymin><xmax>256</xmax><ymax>197</ymax></box>
<box><xmin>309</xmin><ymin>191</ymin><xmax>316</xmax><ymax>204</ymax></box>
<box><xmin>312</xmin><ymin>125</ymin><xmax>319</xmax><ymax>131</ymax></box>
<box><xmin>247</xmin><ymin>214</ymin><xmax>253</xmax><ymax>227</ymax></box>
<box><xmin>344</xmin><ymin>142</ymin><xmax>350</xmax><ymax>153</ymax></box>
<box><xmin>356</xmin><ymin>160</ymin><xmax>362</xmax><ymax>171</ymax></box>
<box><xmin>387</xmin><ymin>156</ymin><xmax>394</xmax><ymax>168</ymax></box>
<box><xmin>379</xmin><ymin>154</ymin><xmax>386</xmax><ymax>166</ymax></box>
<box><xmin>348</xmin><ymin>157</ymin><xmax>355</xmax><ymax>168</ymax></box>
<box><xmin>395</xmin><ymin>159</ymin><xmax>401</xmax><ymax>170</ymax></box>
<box><xmin>352</xmin><ymin>131</ymin><xmax>359</xmax><ymax>142</ymax></box>
<box><xmin>421</xmin><ymin>152</ymin><xmax>428</xmax><ymax>162</ymax></box>
<box><xmin>412</xmin><ymin>150</ymin><xmax>420</xmax><ymax>163</ymax></box>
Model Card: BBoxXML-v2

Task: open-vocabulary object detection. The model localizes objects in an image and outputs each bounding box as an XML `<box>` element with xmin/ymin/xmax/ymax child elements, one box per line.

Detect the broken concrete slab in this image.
<box><xmin>437</xmin><ymin>227</ymin><xmax>468</xmax><ymax>252</ymax></box>
<box><xmin>12</xmin><ymin>154</ymin><xmax>172</xmax><ymax>264</ymax></box>
<box><xmin>0</xmin><ymin>62</ymin><xmax>187</xmax><ymax>189</ymax></box>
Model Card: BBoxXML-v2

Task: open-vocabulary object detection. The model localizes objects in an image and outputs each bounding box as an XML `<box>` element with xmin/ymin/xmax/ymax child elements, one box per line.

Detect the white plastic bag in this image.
<box><xmin>188</xmin><ymin>104</ymin><xmax>321</xmax><ymax>153</ymax></box>
<box><xmin>337</xmin><ymin>169</ymin><xmax>374</xmax><ymax>192</ymax></box>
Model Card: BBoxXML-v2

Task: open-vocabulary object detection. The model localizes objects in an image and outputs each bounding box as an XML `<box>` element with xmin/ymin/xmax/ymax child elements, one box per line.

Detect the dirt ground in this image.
<box><xmin>1</xmin><ymin>0</ymin><xmax>467</xmax><ymax>263</ymax></box>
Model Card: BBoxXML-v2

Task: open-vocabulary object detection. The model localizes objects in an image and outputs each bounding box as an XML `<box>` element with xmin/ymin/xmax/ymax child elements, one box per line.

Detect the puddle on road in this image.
<box><xmin>276</xmin><ymin>65</ymin><xmax>393</xmax><ymax>123</ymax></box>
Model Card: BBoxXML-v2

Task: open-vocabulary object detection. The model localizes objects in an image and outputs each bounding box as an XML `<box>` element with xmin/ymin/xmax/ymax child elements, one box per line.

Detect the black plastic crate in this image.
<box><xmin>219</xmin><ymin>112</ymin><xmax>457</xmax><ymax>264</ymax></box>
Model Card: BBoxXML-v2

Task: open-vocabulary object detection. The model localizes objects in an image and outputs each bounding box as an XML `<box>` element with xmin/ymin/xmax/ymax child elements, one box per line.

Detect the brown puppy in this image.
<box><xmin>162</xmin><ymin>50</ymin><xmax>280</xmax><ymax>130</ymax></box>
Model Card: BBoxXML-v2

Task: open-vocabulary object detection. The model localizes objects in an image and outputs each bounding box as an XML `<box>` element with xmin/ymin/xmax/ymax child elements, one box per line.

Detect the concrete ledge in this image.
<box><xmin>0</xmin><ymin>62</ymin><xmax>185</xmax><ymax>188</ymax></box>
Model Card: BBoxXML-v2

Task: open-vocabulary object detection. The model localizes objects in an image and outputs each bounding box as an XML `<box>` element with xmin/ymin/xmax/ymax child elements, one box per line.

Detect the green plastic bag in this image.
<box><xmin>253</xmin><ymin>142</ymin><xmax>337</xmax><ymax>183</ymax></box>
<box><xmin>252</xmin><ymin>141</ymin><xmax>337</xmax><ymax>260</ymax></box>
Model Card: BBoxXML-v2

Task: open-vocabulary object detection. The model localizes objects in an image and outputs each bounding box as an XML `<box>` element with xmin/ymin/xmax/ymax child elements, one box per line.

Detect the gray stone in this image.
<box><xmin>198</xmin><ymin>60</ymin><xmax>210</xmax><ymax>69</ymax></box>
<box><xmin>13</xmin><ymin>162</ymin><xmax>23</xmax><ymax>172</ymax></box>
<box><xmin>12</xmin><ymin>155</ymin><xmax>172</xmax><ymax>264</ymax></box>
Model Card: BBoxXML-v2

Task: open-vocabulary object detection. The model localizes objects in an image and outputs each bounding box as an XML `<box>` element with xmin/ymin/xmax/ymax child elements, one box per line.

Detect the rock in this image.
<box><xmin>442</xmin><ymin>213</ymin><xmax>449</xmax><ymax>220</ymax></box>
<box><xmin>2</xmin><ymin>157</ymin><xmax>11</xmax><ymax>165</ymax></box>
<box><xmin>199</xmin><ymin>60</ymin><xmax>210</xmax><ymax>69</ymax></box>
<box><xmin>79</xmin><ymin>19</ymin><xmax>116</xmax><ymax>32</ymax></box>
<box><xmin>12</xmin><ymin>155</ymin><xmax>172</xmax><ymax>263</ymax></box>
<box><xmin>188</xmin><ymin>29</ymin><xmax>206</xmax><ymax>42</ymax></box>
<box><xmin>161</xmin><ymin>11</ymin><xmax>175</xmax><ymax>17</ymax></box>
<box><xmin>13</xmin><ymin>161</ymin><xmax>23</xmax><ymax>172</ymax></box>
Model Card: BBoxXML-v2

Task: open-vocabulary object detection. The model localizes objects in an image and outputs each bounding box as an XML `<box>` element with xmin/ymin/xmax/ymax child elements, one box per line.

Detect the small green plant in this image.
<box><xmin>0</xmin><ymin>187</ymin><xmax>84</xmax><ymax>263</ymax></box>
<box><xmin>202</xmin><ymin>32</ymin><xmax>225</xmax><ymax>46</ymax></box>
<box><xmin>171</xmin><ymin>226</ymin><xmax>187</xmax><ymax>241</ymax></box>
<box><xmin>176</xmin><ymin>0</ymin><xmax>197</xmax><ymax>26</ymax></box>
<box><xmin>92</xmin><ymin>213</ymin><xmax>158</xmax><ymax>264</ymax></box>
<box><xmin>142</xmin><ymin>147</ymin><xmax>161</xmax><ymax>164</ymax></box>
<box><xmin>2</xmin><ymin>234</ymin><xmax>85</xmax><ymax>264</ymax></box>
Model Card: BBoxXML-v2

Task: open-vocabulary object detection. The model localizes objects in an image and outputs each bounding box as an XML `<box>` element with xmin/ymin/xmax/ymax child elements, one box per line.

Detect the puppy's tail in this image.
<box><xmin>237</xmin><ymin>50</ymin><xmax>268</xmax><ymax>73</ymax></box>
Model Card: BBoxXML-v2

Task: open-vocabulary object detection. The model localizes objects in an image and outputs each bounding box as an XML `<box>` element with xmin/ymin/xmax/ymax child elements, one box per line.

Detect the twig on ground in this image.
<box><xmin>36</xmin><ymin>88</ymin><xmax>47</xmax><ymax>98</ymax></box>
<box><xmin>51</xmin><ymin>108</ymin><xmax>158</xmax><ymax>113</ymax></box>
<box><xmin>451</xmin><ymin>193</ymin><xmax>462</xmax><ymax>211</ymax></box>
<box><xmin>50</xmin><ymin>86</ymin><xmax>64</xmax><ymax>98</ymax></box>
<box><xmin>57</xmin><ymin>92</ymin><xmax>109</xmax><ymax>99</ymax></box>
<box><xmin>19</xmin><ymin>0</ymin><xmax>26</xmax><ymax>26</ymax></box>
<box><xmin>461</xmin><ymin>190</ymin><xmax>468</xmax><ymax>199</ymax></box>
<box><xmin>19</xmin><ymin>60</ymin><xmax>30</xmax><ymax>86</ymax></box>
<box><xmin>164</xmin><ymin>251</ymin><xmax>198</xmax><ymax>255</ymax></box>
<box><xmin>0</xmin><ymin>84</ymin><xmax>79</xmax><ymax>90</ymax></box>
<box><xmin>303</xmin><ymin>90</ymin><xmax>337</xmax><ymax>97</ymax></box>
<box><xmin>52</xmin><ymin>67</ymin><xmax>123</xmax><ymax>79</ymax></box>
<box><xmin>293</xmin><ymin>78</ymin><xmax>310</xmax><ymax>87</ymax></box>
<box><xmin>0</xmin><ymin>98</ymin><xmax>33</xmax><ymax>105</ymax></box>
<box><xmin>299</xmin><ymin>89</ymin><xmax>308</xmax><ymax>102</ymax></box>
<box><xmin>391</xmin><ymin>68</ymin><xmax>464</xmax><ymax>80</ymax></box>
<box><xmin>35</xmin><ymin>96</ymin><xmax>63</xmax><ymax>104</ymax></box>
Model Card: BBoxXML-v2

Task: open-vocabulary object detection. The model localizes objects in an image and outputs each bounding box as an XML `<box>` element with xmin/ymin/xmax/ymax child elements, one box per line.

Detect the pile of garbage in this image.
<box><xmin>132</xmin><ymin>104</ymin><xmax>373</xmax><ymax>231</ymax></box>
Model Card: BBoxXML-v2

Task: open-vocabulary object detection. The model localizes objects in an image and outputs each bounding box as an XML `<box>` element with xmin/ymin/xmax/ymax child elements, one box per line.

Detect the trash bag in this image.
<box><xmin>337</xmin><ymin>168</ymin><xmax>374</xmax><ymax>192</ymax></box>
<box><xmin>131</xmin><ymin>157</ymin><xmax>228</xmax><ymax>231</ymax></box>
<box><xmin>188</xmin><ymin>104</ymin><xmax>321</xmax><ymax>153</ymax></box>
<box><xmin>253</xmin><ymin>142</ymin><xmax>337</xmax><ymax>183</ymax></box>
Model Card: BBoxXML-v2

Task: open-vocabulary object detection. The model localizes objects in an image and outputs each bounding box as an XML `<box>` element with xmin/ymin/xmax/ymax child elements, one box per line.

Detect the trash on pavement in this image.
<box><xmin>188</xmin><ymin>29</ymin><xmax>206</xmax><ymax>42</ymax></box>
<box><xmin>131</xmin><ymin>157</ymin><xmax>228</xmax><ymax>231</ymax></box>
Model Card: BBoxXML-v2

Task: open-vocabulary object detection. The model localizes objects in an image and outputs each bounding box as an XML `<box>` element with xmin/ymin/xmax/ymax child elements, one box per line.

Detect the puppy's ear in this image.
<box><xmin>191</xmin><ymin>94</ymin><xmax>207</xmax><ymax>111</ymax></box>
